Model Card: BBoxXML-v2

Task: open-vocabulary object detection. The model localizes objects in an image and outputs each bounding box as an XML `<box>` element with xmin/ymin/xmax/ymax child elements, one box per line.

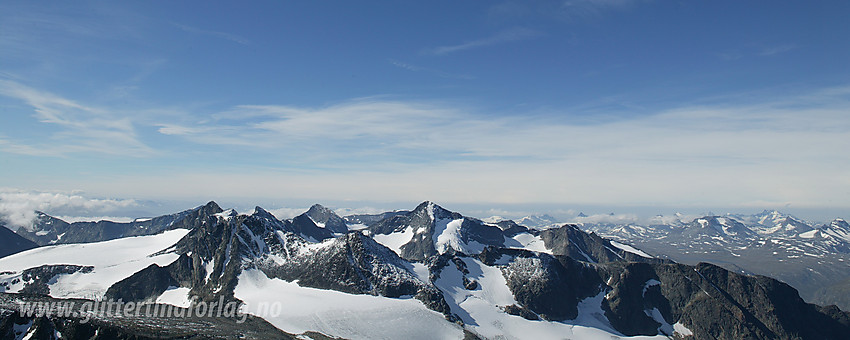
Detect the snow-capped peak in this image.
<box><xmin>483</xmin><ymin>215</ymin><xmax>507</xmax><ymax>223</ymax></box>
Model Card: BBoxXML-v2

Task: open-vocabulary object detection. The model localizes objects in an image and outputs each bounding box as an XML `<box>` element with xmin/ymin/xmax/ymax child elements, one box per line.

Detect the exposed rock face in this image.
<box><xmin>10</xmin><ymin>265</ymin><xmax>93</xmax><ymax>295</ymax></box>
<box><xmin>344</xmin><ymin>210</ymin><xmax>409</xmax><ymax>227</ymax></box>
<box><xmin>595</xmin><ymin>261</ymin><xmax>850</xmax><ymax>339</ymax></box>
<box><xmin>105</xmin><ymin>260</ymin><xmax>183</xmax><ymax>302</ymax></box>
<box><xmin>0</xmin><ymin>226</ymin><xmax>37</xmax><ymax>258</ymax></box>
<box><xmin>285</xmin><ymin>204</ymin><xmax>349</xmax><ymax>242</ymax></box>
<box><xmin>478</xmin><ymin>247</ymin><xmax>604</xmax><ymax>321</ymax></box>
<box><xmin>261</xmin><ymin>232</ymin><xmax>453</xmax><ymax>316</ymax></box>
<box><xmin>305</xmin><ymin>204</ymin><xmax>349</xmax><ymax>234</ymax></box>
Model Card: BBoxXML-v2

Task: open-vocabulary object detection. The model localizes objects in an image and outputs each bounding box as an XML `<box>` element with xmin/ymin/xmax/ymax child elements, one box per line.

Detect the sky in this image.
<box><xmin>1</xmin><ymin>0</ymin><xmax>849</xmax><ymax>225</ymax></box>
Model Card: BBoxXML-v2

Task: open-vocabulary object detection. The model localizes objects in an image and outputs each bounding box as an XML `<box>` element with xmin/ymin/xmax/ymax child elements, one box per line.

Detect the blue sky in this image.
<box><xmin>1</xmin><ymin>0</ymin><xmax>849</xmax><ymax>222</ymax></box>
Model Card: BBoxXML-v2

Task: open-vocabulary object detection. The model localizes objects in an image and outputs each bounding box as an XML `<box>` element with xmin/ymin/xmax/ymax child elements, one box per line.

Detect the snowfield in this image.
<box><xmin>0</xmin><ymin>229</ymin><xmax>189</xmax><ymax>299</ymax></box>
<box><xmin>234</xmin><ymin>269</ymin><xmax>464</xmax><ymax>340</ymax></box>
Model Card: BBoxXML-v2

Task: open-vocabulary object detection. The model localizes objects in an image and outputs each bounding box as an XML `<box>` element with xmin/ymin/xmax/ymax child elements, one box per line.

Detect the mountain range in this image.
<box><xmin>1</xmin><ymin>202</ymin><xmax>849</xmax><ymax>339</ymax></box>
<box><xmin>582</xmin><ymin>210</ymin><xmax>850</xmax><ymax>311</ymax></box>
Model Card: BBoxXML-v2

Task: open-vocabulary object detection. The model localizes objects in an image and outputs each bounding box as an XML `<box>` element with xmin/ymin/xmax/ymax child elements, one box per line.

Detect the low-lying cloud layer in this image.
<box><xmin>0</xmin><ymin>189</ymin><xmax>138</xmax><ymax>230</ymax></box>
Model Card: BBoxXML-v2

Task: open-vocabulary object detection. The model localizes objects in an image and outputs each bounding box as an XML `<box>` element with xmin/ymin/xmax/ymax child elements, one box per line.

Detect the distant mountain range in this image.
<box><xmin>1</xmin><ymin>203</ymin><xmax>849</xmax><ymax>339</ymax></box>
<box><xmin>583</xmin><ymin>210</ymin><xmax>850</xmax><ymax>311</ymax></box>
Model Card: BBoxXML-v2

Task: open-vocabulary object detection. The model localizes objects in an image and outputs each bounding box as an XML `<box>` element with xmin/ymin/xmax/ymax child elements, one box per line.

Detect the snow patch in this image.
<box><xmin>504</xmin><ymin>233</ymin><xmax>551</xmax><ymax>254</ymax></box>
<box><xmin>674</xmin><ymin>321</ymin><xmax>694</xmax><ymax>336</ymax></box>
<box><xmin>799</xmin><ymin>230</ymin><xmax>818</xmax><ymax>239</ymax></box>
<box><xmin>433</xmin><ymin>218</ymin><xmax>463</xmax><ymax>253</ymax></box>
<box><xmin>610</xmin><ymin>240</ymin><xmax>653</xmax><ymax>258</ymax></box>
<box><xmin>407</xmin><ymin>262</ymin><xmax>431</xmax><ymax>283</ymax></box>
<box><xmin>372</xmin><ymin>226</ymin><xmax>415</xmax><ymax>256</ymax></box>
<box><xmin>346</xmin><ymin>223</ymin><xmax>369</xmax><ymax>231</ymax></box>
<box><xmin>156</xmin><ymin>286</ymin><xmax>193</xmax><ymax>308</ymax></box>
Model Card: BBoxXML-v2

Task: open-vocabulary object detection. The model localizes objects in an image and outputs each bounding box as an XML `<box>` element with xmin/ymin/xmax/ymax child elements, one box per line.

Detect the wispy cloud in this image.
<box><xmin>159</xmin><ymin>88</ymin><xmax>850</xmax><ymax>163</ymax></box>
<box><xmin>561</xmin><ymin>0</ymin><xmax>641</xmax><ymax>15</ymax></box>
<box><xmin>0</xmin><ymin>79</ymin><xmax>155</xmax><ymax>156</ymax></box>
<box><xmin>717</xmin><ymin>43</ymin><xmax>798</xmax><ymax>60</ymax></box>
<box><xmin>489</xmin><ymin>0</ymin><xmax>642</xmax><ymax>22</ymax></box>
<box><xmin>388</xmin><ymin>59</ymin><xmax>475</xmax><ymax>79</ymax></box>
<box><xmin>136</xmin><ymin>86</ymin><xmax>850</xmax><ymax>207</ymax></box>
<box><xmin>759</xmin><ymin>44</ymin><xmax>797</xmax><ymax>56</ymax></box>
<box><xmin>172</xmin><ymin>23</ymin><xmax>250</xmax><ymax>45</ymax></box>
<box><xmin>427</xmin><ymin>27</ymin><xmax>541</xmax><ymax>55</ymax></box>
<box><xmin>3</xmin><ymin>77</ymin><xmax>849</xmax><ymax>209</ymax></box>
<box><xmin>717</xmin><ymin>51</ymin><xmax>743</xmax><ymax>61</ymax></box>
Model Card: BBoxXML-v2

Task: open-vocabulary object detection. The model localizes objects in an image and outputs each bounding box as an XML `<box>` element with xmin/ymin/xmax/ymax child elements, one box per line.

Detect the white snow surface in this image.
<box><xmin>156</xmin><ymin>286</ymin><xmax>193</xmax><ymax>308</ymax></box>
<box><xmin>434</xmin><ymin>257</ymin><xmax>666</xmax><ymax>340</ymax></box>
<box><xmin>674</xmin><ymin>321</ymin><xmax>694</xmax><ymax>336</ymax></box>
<box><xmin>346</xmin><ymin>223</ymin><xmax>369</xmax><ymax>231</ymax></box>
<box><xmin>234</xmin><ymin>269</ymin><xmax>463</xmax><ymax>340</ymax></box>
<box><xmin>610</xmin><ymin>240</ymin><xmax>653</xmax><ymax>258</ymax></box>
<box><xmin>433</xmin><ymin>218</ymin><xmax>463</xmax><ymax>253</ymax></box>
<box><xmin>504</xmin><ymin>233</ymin><xmax>551</xmax><ymax>254</ymax></box>
<box><xmin>372</xmin><ymin>226</ymin><xmax>415</xmax><ymax>255</ymax></box>
<box><xmin>0</xmin><ymin>229</ymin><xmax>189</xmax><ymax>299</ymax></box>
<box><xmin>433</xmin><ymin>218</ymin><xmax>486</xmax><ymax>255</ymax></box>
<box><xmin>799</xmin><ymin>230</ymin><xmax>818</xmax><ymax>239</ymax></box>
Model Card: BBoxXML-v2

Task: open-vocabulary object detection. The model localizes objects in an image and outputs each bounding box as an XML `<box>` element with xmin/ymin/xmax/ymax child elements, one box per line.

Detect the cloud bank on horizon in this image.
<box><xmin>1</xmin><ymin>1</ymin><xmax>848</xmax><ymax>213</ymax></box>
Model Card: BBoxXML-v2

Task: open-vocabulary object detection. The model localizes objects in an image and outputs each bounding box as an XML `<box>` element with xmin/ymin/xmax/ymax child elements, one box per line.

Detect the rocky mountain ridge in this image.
<box><xmin>1</xmin><ymin>202</ymin><xmax>849</xmax><ymax>339</ymax></box>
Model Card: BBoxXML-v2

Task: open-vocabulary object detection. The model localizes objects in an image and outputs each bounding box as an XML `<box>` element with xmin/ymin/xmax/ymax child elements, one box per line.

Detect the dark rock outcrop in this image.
<box><xmin>6</xmin><ymin>265</ymin><xmax>93</xmax><ymax>295</ymax></box>
<box><xmin>0</xmin><ymin>226</ymin><xmax>37</xmax><ymax>258</ymax></box>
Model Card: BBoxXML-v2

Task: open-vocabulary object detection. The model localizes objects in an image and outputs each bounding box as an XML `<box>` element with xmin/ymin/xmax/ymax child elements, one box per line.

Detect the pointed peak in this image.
<box><xmin>414</xmin><ymin>201</ymin><xmax>451</xmax><ymax>217</ymax></box>
<box><xmin>201</xmin><ymin>201</ymin><xmax>223</xmax><ymax>213</ymax></box>
<box><xmin>305</xmin><ymin>204</ymin><xmax>344</xmax><ymax>220</ymax></box>
<box><xmin>251</xmin><ymin>206</ymin><xmax>276</xmax><ymax>219</ymax></box>
<box><xmin>307</xmin><ymin>204</ymin><xmax>331</xmax><ymax>214</ymax></box>
<box><xmin>415</xmin><ymin>200</ymin><xmax>444</xmax><ymax>211</ymax></box>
